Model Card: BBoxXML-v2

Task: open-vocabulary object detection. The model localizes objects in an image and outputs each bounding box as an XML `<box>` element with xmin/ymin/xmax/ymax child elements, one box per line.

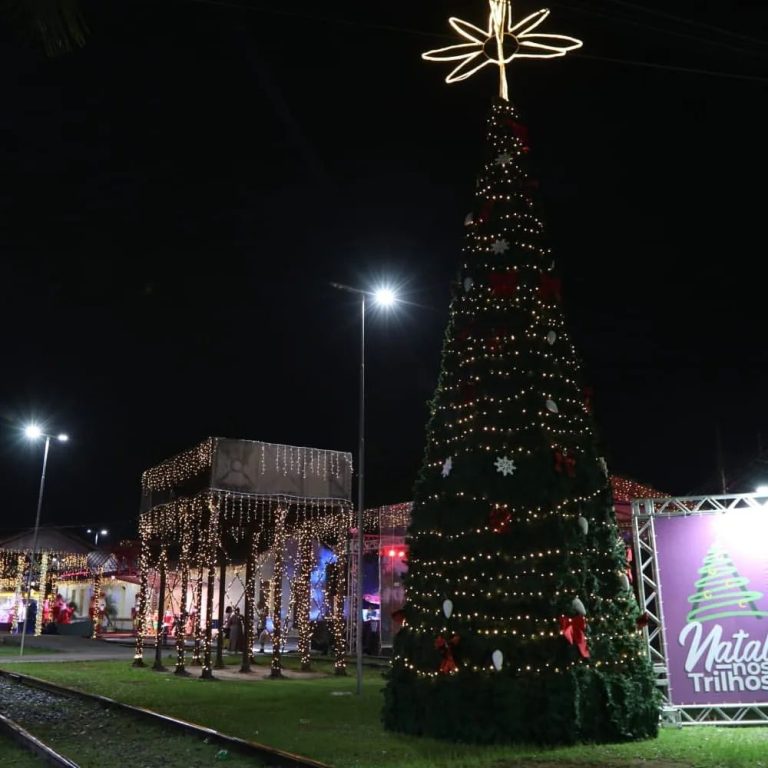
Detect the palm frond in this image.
<box><xmin>5</xmin><ymin>0</ymin><xmax>88</xmax><ymax>56</ymax></box>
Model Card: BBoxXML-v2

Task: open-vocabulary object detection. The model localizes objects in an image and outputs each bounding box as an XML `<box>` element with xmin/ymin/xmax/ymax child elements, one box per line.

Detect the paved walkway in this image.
<box><xmin>0</xmin><ymin>634</ymin><xmax>137</xmax><ymax>664</ymax></box>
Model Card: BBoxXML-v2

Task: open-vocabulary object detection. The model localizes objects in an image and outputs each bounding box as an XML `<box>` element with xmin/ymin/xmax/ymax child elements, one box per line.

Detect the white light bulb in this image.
<box><xmin>25</xmin><ymin>425</ymin><xmax>42</xmax><ymax>439</ymax></box>
<box><xmin>373</xmin><ymin>287</ymin><xmax>397</xmax><ymax>307</ymax></box>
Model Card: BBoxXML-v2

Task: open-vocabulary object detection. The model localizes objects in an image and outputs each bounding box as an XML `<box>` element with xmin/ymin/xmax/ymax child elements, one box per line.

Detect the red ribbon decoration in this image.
<box><xmin>559</xmin><ymin>615</ymin><xmax>590</xmax><ymax>659</ymax></box>
<box><xmin>435</xmin><ymin>634</ymin><xmax>460</xmax><ymax>674</ymax></box>
<box><xmin>539</xmin><ymin>273</ymin><xmax>562</xmax><ymax>303</ymax></box>
<box><xmin>490</xmin><ymin>272</ymin><xmax>518</xmax><ymax>297</ymax></box>
<box><xmin>476</xmin><ymin>199</ymin><xmax>495</xmax><ymax>224</ymax></box>
<box><xmin>554</xmin><ymin>449</ymin><xmax>576</xmax><ymax>478</ymax></box>
<box><xmin>489</xmin><ymin>505</ymin><xmax>511</xmax><ymax>532</ymax></box>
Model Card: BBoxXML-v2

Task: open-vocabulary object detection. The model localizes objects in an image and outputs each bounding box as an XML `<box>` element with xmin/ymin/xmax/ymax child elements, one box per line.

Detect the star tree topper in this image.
<box><xmin>422</xmin><ymin>1</ymin><xmax>582</xmax><ymax>101</ymax></box>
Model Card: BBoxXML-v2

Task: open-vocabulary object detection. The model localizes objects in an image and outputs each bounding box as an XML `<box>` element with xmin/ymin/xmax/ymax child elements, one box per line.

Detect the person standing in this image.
<box><xmin>227</xmin><ymin>607</ymin><xmax>242</xmax><ymax>653</ymax></box>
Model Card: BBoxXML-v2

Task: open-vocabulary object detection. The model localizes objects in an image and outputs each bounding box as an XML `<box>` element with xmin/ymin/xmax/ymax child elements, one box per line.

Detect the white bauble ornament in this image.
<box><xmin>442</xmin><ymin>599</ymin><xmax>453</xmax><ymax>619</ymax></box>
<box><xmin>545</xmin><ymin>399</ymin><xmax>559</xmax><ymax>413</ymax></box>
<box><xmin>571</xmin><ymin>597</ymin><xmax>586</xmax><ymax>616</ymax></box>
<box><xmin>492</xmin><ymin>649</ymin><xmax>503</xmax><ymax>671</ymax></box>
<box><xmin>619</xmin><ymin>573</ymin><xmax>630</xmax><ymax>592</ymax></box>
<box><xmin>463</xmin><ymin>276</ymin><xmax>474</xmax><ymax>293</ymax></box>
<box><xmin>577</xmin><ymin>516</ymin><xmax>589</xmax><ymax>535</ymax></box>
<box><xmin>546</xmin><ymin>331</ymin><xmax>557</xmax><ymax>345</ymax></box>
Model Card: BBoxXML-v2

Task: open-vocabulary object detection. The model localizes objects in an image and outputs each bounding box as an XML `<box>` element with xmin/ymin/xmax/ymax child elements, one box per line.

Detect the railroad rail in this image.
<box><xmin>0</xmin><ymin>710</ymin><xmax>80</xmax><ymax>767</ymax></box>
<box><xmin>0</xmin><ymin>669</ymin><xmax>331</xmax><ymax>768</ymax></box>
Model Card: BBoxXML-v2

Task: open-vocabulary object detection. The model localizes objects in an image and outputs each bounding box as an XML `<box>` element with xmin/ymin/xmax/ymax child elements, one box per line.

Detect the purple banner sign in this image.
<box><xmin>654</xmin><ymin>510</ymin><xmax>768</xmax><ymax>705</ymax></box>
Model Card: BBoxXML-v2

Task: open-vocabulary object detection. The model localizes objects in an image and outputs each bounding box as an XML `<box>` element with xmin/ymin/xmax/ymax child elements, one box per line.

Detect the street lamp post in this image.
<box><xmin>87</xmin><ymin>528</ymin><xmax>109</xmax><ymax>547</ymax></box>
<box><xmin>330</xmin><ymin>283</ymin><xmax>397</xmax><ymax>696</ymax></box>
<box><xmin>19</xmin><ymin>425</ymin><xmax>69</xmax><ymax>657</ymax></box>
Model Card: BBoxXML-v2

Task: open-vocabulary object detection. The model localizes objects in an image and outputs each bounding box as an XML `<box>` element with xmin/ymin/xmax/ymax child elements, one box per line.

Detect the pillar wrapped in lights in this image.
<box><xmin>90</xmin><ymin>569</ymin><xmax>103</xmax><ymax>640</ymax></box>
<box><xmin>13</xmin><ymin>554</ymin><xmax>25</xmax><ymax>635</ymax></box>
<box><xmin>175</xmin><ymin>527</ymin><xmax>192</xmax><ymax>676</ymax></box>
<box><xmin>192</xmin><ymin>566</ymin><xmax>203</xmax><ymax>666</ymax></box>
<box><xmin>332</xmin><ymin>514</ymin><xmax>349</xmax><ymax>676</ymax></box>
<box><xmin>296</xmin><ymin>525</ymin><xmax>314</xmax><ymax>671</ymax></box>
<box><xmin>201</xmin><ymin>503</ymin><xmax>220</xmax><ymax>680</ymax></box>
<box><xmin>152</xmin><ymin>547</ymin><xmax>168</xmax><ymax>671</ymax></box>
<box><xmin>35</xmin><ymin>552</ymin><xmax>49</xmax><ymax>637</ymax></box>
<box><xmin>240</xmin><ymin>527</ymin><xmax>257</xmax><ymax>674</ymax></box>
<box><xmin>215</xmin><ymin>551</ymin><xmax>227</xmax><ymax>670</ymax></box>
<box><xmin>270</xmin><ymin>509</ymin><xmax>288</xmax><ymax>679</ymax></box>
<box><xmin>132</xmin><ymin>529</ymin><xmax>151</xmax><ymax>666</ymax></box>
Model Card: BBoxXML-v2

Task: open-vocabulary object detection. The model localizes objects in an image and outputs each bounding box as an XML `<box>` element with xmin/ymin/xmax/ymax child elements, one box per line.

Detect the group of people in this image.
<box><xmin>39</xmin><ymin>594</ymin><xmax>78</xmax><ymax>632</ymax></box>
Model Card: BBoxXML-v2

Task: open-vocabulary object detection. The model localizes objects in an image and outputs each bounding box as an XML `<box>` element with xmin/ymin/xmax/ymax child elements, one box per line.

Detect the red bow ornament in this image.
<box><xmin>636</xmin><ymin>611</ymin><xmax>650</xmax><ymax>630</ymax></box>
<box><xmin>435</xmin><ymin>634</ymin><xmax>460</xmax><ymax>674</ymax></box>
<box><xmin>559</xmin><ymin>615</ymin><xmax>590</xmax><ymax>659</ymax></box>
<box><xmin>554</xmin><ymin>449</ymin><xmax>576</xmax><ymax>478</ymax></box>
<box><xmin>490</xmin><ymin>272</ymin><xmax>518</xmax><ymax>297</ymax></box>
<box><xmin>539</xmin><ymin>273</ymin><xmax>562</xmax><ymax>303</ymax></box>
<box><xmin>476</xmin><ymin>199</ymin><xmax>495</xmax><ymax>224</ymax></box>
<box><xmin>504</xmin><ymin>119</ymin><xmax>530</xmax><ymax>151</ymax></box>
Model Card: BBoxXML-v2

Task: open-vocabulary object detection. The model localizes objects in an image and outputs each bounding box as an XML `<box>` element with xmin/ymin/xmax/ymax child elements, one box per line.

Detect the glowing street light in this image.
<box><xmin>755</xmin><ymin>485</ymin><xmax>768</xmax><ymax>495</ymax></box>
<box><xmin>330</xmin><ymin>281</ymin><xmax>399</xmax><ymax>695</ymax></box>
<box><xmin>19</xmin><ymin>423</ymin><xmax>70</xmax><ymax>656</ymax></box>
<box><xmin>87</xmin><ymin>528</ymin><xmax>109</xmax><ymax>547</ymax></box>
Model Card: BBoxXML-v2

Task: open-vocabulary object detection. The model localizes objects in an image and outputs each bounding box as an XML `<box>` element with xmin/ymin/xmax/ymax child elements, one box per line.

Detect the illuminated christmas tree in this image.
<box><xmin>383</xmin><ymin>1</ymin><xmax>658</xmax><ymax>744</ymax></box>
<box><xmin>687</xmin><ymin>544</ymin><xmax>768</xmax><ymax>623</ymax></box>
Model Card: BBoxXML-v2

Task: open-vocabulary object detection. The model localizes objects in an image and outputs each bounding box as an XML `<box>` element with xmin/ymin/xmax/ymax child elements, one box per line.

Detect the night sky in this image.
<box><xmin>2</xmin><ymin>0</ymin><xmax>767</xmax><ymax>540</ymax></box>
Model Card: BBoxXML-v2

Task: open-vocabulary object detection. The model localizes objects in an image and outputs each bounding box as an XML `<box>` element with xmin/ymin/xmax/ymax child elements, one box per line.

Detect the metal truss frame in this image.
<box><xmin>632</xmin><ymin>492</ymin><xmax>768</xmax><ymax>726</ymax></box>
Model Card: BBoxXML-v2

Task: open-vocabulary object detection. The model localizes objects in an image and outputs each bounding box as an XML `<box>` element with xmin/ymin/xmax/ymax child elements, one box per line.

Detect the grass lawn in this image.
<box><xmin>3</xmin><ymin>654</ymin><xmax>768</xmax><ymax>768</ymax></box>
<box><xmin>0</xmin><ymin>733</ymin><xmax>48</xmax><ymax>767</ymax></box>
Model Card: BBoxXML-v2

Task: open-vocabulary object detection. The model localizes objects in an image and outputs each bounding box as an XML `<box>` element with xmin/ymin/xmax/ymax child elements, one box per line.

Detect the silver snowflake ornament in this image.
<box><xmin>491</xmin><ymin>238</ymin><xmax>509</xmax><ymax>254</ymax></box>
<box><xmin>442</xmin><ymin>456</ymin><xmax>453</xmax><ymax>478</ymax></box>
<box><xmin>495</xmin><ymin>152</ymin><xmax>513</xmax><ymax>166</ymax></box>
<box><xmin>495</xmin><ymin>455</ymin><xmax>517</xmax><ymax>477</ymax></box>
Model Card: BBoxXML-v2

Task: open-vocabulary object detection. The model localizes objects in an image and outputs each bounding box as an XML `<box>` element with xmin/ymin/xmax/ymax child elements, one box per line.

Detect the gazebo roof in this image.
<box><xmin>0</xmin><ymin>527</ymin><xmax>91</xmax><ymax>555</ymax></box>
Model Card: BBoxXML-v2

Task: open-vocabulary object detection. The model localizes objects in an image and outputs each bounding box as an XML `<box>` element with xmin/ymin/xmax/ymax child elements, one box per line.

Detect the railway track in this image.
<box><xmin>0</xmin><ymin>669</ymin><xmax>331</xmax><ymax>768</ymax></box>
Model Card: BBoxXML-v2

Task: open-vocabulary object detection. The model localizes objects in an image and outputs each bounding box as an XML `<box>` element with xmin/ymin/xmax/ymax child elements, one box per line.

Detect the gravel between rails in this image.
<box><xmin>0</xmin><ymin>678</ymin><xmax>268</xmax><ymax>768</ymax></box>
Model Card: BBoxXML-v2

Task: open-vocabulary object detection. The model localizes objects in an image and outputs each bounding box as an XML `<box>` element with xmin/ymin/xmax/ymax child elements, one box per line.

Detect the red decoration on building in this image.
<box><xmin>435</xmin><ymin>634</ymin><xmax>460</xmax><ymax>674</ymax></box>
<box><xmin>490</xmin><ymin>272</ymin><xmax>518</xmax><ymax>297</ymax></box>
<box><xmin>559</xmin><ymin>615</ymin><xmax>590</xmax><ymax>659</ymax></box>
<box><xmin>538</xmin><ymin>273</ymin><xmax>562</xmax><ymax>303</ymax></box>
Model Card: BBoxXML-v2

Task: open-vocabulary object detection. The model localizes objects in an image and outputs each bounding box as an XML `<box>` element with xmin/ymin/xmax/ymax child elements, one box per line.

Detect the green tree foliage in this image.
<box><xmin>383</xmin><ymin>100</ymin><xmax>659</xmax><ymax>744</ymax></box>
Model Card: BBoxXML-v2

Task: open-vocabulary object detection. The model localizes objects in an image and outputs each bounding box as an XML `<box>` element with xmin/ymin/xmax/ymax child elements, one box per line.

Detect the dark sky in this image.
<box><xmin>1</xmin><ymin>0</ymin><xmax>767</xmax><ymax>540</ymax></box>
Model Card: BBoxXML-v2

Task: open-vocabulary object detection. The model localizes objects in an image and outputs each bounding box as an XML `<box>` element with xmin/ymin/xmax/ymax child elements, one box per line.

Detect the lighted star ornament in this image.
<box><xmin>422</xmin><ymin>1</ymin><xmax>582</xmax><ymax>101</ymax></box>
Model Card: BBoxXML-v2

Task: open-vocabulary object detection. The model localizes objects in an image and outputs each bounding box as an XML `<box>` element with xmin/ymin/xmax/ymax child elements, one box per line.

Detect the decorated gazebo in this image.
<box><xmin>135</xmin><ymin>437</ymin><xmax>353</xmax><ymax>678</ymax></box>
